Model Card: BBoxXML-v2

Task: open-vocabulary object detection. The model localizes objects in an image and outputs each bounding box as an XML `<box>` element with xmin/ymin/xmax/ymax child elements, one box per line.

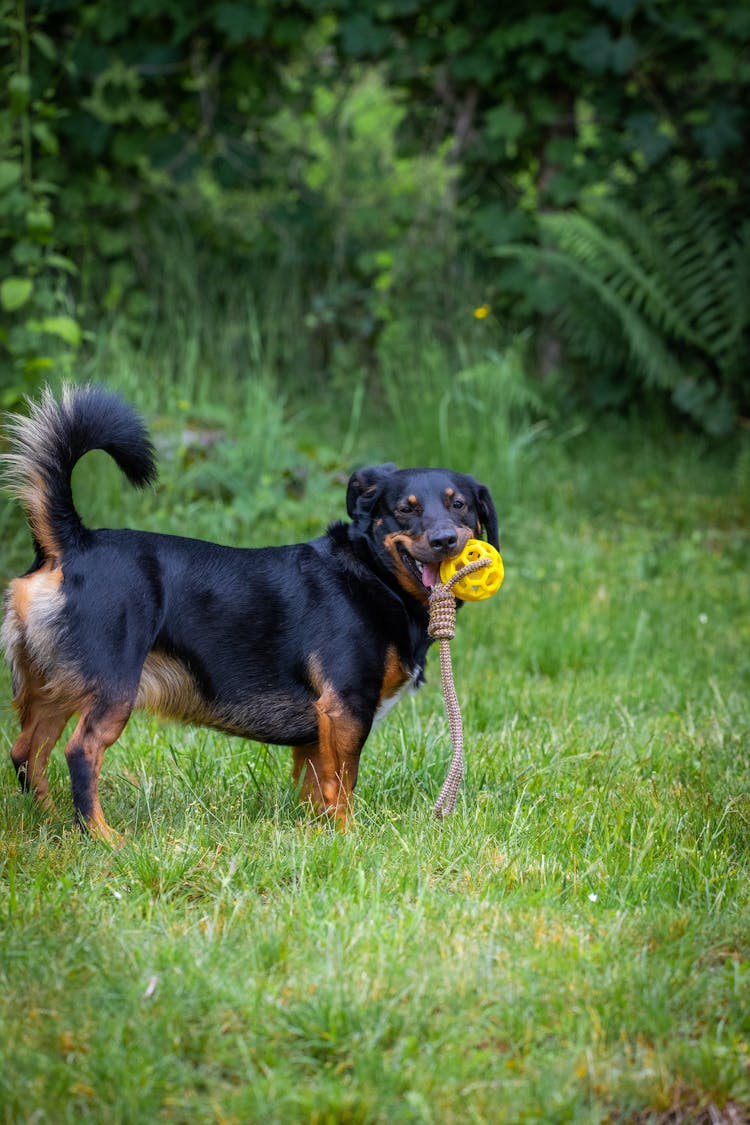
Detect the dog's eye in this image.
<box><xmin>452</xmin><ymin>498</ymin><xmax>467</xmax><ymax>511</ymax></box>
<box><xmin>396</xmin><ymin>504</ymin><xmax>413</xmax><ymax>517</ymax></box>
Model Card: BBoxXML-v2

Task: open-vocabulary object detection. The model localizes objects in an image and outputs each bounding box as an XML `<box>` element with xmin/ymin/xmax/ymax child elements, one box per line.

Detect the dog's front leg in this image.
<box><xmin>292</xmin><ymin>685</ymin><xmax>366</xmax><ymax>827</ymax></box>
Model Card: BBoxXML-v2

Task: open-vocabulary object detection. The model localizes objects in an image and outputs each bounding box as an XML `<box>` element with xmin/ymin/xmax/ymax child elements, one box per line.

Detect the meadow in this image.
<box><xmin>0</xmin><ymin>332</ymin><xmax>749</xmax><ymax>1124</ymax></box>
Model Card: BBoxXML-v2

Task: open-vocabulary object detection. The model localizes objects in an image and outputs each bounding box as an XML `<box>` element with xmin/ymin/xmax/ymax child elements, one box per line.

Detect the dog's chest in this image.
<box><xmin>374</xmin><ymin>652</ymin><xmax>422</xmax><ymax>723</ymax></box>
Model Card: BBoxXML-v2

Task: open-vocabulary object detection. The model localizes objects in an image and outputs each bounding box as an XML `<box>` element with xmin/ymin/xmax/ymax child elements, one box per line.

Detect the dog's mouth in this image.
<box><xmin>397</xmin><ymin>545</ymin><xmax>443</xmax><ymax>589</ymax></box>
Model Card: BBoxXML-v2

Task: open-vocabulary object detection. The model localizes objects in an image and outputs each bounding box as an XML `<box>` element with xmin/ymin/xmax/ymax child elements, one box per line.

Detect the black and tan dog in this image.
<box><xmin>2</xmin><ymin>386</ymin><xmax>498</xmax><ymax>839</ymax></box>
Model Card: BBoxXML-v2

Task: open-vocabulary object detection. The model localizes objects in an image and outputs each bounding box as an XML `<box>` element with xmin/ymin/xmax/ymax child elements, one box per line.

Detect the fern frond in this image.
<box><xmin>539</xmin><ymin>211</ymin><xmax>708</xmax><ymax>354</ymax></box>
<box><xmin>495</xmin><ymin>242</ymin><xmax>684</xmax><ymax>390</ymax></box>
<box><xmin>656</xmin><ymin>196</ymin><xmax>739</xmax><ymax>361</ymax></box>
<box><xmin>495</xmin><ymin>173</ymin><xmax>750</xmax><ymax>433</ymax></box>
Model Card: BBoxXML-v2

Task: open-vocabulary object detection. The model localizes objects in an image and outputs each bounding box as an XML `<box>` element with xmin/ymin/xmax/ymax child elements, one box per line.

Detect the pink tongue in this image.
<box><xmin>422</xmin><ymin>562</ymin><xmax>440</xmax><ymax>588</ymax></box>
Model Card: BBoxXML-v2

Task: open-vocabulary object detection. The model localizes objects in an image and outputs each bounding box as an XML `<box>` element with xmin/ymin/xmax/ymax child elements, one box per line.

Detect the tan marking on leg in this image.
<box><xmin>64</xmin><ymin>702</ymin><xmax>132</xmax><ymax>844</ymax></box>
<box><xmin>293</xmin><ymin>737</ymin><xmax>359</xmax><ymax>827</ymax></box>
<box><xmin>316</xmin><ymin>691</ymin><xmax>364</xmax><ymax>827</ymax></box>
<box><xmin>292</xmin><ymin>745</ymin><xmax>325</xmax><ymax>810</ymax></box>
<box><xmin>10</xmin><ymin>698</ymin><xmax>71</xmax><ymax>811</ymax></box>
<box><xmin>6</xmin><ymin>647</ymin><xmax>78</xmax><ymax>812</ymax></box>
<box><xmin>293</xmin><ymin>656</ymin><xmax>366</xmax><ymax>827</ymax></box>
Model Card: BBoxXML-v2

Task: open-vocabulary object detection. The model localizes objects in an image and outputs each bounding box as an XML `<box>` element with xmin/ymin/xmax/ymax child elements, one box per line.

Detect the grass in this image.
<box><xmin>1</xmin><ymin>352</ymin><xmax>749</xmax><ymax>1123</ymax></box>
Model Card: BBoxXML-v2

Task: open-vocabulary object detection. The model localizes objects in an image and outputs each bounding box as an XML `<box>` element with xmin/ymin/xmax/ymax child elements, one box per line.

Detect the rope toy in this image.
<box><xmin>428</xmin><ymin>539</ymin><xmax>504</xmax><ymax>818</ymax></box>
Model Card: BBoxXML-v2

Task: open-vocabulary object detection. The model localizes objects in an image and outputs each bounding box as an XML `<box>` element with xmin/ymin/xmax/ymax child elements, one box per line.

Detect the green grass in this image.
<box><xmin>1</xmin><ymin>365</ymin><xmax>749</xmax><ymax>1123</ymax></box>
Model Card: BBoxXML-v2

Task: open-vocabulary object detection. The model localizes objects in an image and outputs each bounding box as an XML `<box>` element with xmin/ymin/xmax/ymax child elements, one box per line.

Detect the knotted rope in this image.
<box><xmin>428</xmin><ymin>555</ymin><xmax>492</xmax><ymax>818</ymax></box>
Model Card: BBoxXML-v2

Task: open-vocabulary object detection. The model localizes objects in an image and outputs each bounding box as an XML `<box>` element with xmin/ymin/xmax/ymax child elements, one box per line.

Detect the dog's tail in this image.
<box><xmin>3</xmin><ymin>384</ymin><xmax>157</xmax><ymax>560</ymax></box>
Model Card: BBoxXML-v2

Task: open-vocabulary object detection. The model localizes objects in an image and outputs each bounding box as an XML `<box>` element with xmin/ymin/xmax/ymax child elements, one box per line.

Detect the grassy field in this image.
<box><xmin>1</xmin><ymin>364</ymin><xmax>749</xmax><ymax>1123</ymax></box>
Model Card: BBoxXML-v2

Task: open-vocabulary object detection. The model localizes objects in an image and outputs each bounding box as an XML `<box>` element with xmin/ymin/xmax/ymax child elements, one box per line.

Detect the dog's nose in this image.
<box><xmin>428</xmin><ymin>527</ymin><xmax>459</xmax><ymax>554</ymax></box>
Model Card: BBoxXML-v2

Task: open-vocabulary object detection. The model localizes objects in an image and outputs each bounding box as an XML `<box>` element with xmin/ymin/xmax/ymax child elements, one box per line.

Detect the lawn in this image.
<box><xmin>1</xmin><ymin>389</ymin><xmax>749</xmax><ymax>1123</ymax></box>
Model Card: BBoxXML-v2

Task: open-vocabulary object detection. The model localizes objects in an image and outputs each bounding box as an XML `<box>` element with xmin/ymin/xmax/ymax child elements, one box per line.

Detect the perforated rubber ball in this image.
<box><xmin>439</xmin><ymin>539</ymin><xmax>504</xmax><ymax>601</ymax></box>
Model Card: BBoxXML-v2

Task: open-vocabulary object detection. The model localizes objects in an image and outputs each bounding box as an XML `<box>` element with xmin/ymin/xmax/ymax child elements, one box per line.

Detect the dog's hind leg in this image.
<box><xmin>10</xmin><ymin>695</ymin><xmax>72</xmax><ymax>812</ymax></box>
<box><xmin>63</xmin><ymin>699</ymin><xmax>133</xmax><ymax>843</ymax></box>
<box><xmin>8</xmin><ymin>664</ymin><xmax>72</xmax><ymax>811</ymax></box>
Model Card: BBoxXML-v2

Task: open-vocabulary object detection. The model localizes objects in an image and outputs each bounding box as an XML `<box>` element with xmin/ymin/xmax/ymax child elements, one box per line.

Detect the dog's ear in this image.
<box><xmin>475</xmin><ymin>482</ymin><xmax>500</xmax><ymax>549</ymax></box>
<box><xmin>346</xmin><ymin>463</ymin><xmax>398</xmax><ymax>521</ymax></box>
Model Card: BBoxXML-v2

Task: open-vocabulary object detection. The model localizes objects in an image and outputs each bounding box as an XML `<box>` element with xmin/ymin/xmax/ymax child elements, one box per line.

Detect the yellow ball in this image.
<box><xmin>439</xmin><ymin>539</ymin><xmax>504</xmax><ymax>601</ymax></box>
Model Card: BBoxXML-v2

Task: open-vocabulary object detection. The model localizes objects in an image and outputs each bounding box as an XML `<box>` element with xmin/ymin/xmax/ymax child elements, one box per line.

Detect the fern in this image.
<box><xmin>542</xmin><ymin>210</ymin><xmax>707</xmax><ymax>354</ymax></box>
<box><xmin>496</xmin><ymin>240</ymin><xmax>685</xmax><ymax>391</ymax></box>
<box><xmin>494</xmin><ymin>184</ymin><xmax>749</xmax><ymax>432</ymax></box>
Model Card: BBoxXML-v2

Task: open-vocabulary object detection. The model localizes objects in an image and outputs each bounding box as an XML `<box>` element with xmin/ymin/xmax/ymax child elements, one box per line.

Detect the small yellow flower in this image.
<box><xmin>69</xmin><ymin>1082</ymin><xmax>95</xmax><ymax>1097</ymax></box>
<box><xmin>473</xmin><ymin>303</ymin><xmax>491</xmax><ymax>319</ymax></box>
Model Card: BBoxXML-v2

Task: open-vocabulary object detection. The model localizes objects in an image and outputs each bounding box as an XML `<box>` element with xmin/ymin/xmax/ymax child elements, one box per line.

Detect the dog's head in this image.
<box><xmin>347</xmin><ymin>463</ymin><xmax>499</xmax><ymax>602</ymax></box>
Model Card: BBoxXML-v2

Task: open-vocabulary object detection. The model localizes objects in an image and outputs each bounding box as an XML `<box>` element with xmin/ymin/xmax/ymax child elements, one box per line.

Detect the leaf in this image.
<box><xmin>1</xmin><ymin>277</ymin><xmax>34</xmax><ymax>311</ymax></box>
<box><xmin>0</xmin><ymin>160</ymin><xmax>22</xmax><ymax>193</ymax></box>
<box><xmin>625</xmin><ymin>113</ymin><xmax>673</xmax><ymax>166</ymax></box>
<box><xmin>691</xmin><ymin>104</ymin><xmax>744</xmax><ymax>160</ymax></box>
<box><xmin>570</xmin><ymin>26</ymin><xmax>638</xmax><ymax>74</ymax></box>
<box><xmin>31</xmin><ymin>122</ymin><xmax>60</xmax><ymax>156</ymax></box>
<box><xmin>484</xmin><ymin>105</ymin><xmax>526</xmax><ymax>145</ymax></box>
<box><xmin>39</xmin><ymin>316</ymin><xmax>82</xmax><ymax>347</ymax></box>
<box><xmin>672</xmin><ymin>378</ymin><xmax>736</xmax><ymax>435</ymax></box>
<box><xmin>610</xmin><ymin>34</ymin><xmax>639</xmax><ymax>74</ymax></box>
<box><xmin>213</xmin><ymin>4</ymin><xmax>269</xmax><ymax>44</ymax></box>
<box><xmin>31</xmin><ymin>30</ymin><xmax>56</xmax><ymax>61</ymax></box>
<box><xmin>8</xmin><ymin>73</ymin><xmax>31</xmax><ymax>114</ymax></box>
<box><xmin>570</xmin><ymin>26</ymin><xmax>613</xmax><ymax>74</ymax></box>
<box><xmin>46</xmin><ymin>254</ymin><xmax>79</xmax><ymax>275</ymax></box>
<box><xmin>339</xmin><ymin>13</ymin><xmax>390</xmax><ymax>57</ymax></box>
<box><xmin>24</xmin><ymin>356</ymin><xmax>55</xmax><ymax>374</ymax></box>
<box><xmin>26</xmin><ymin>207</ymin><xmax>54</xmax><ymax>239</ymax></box>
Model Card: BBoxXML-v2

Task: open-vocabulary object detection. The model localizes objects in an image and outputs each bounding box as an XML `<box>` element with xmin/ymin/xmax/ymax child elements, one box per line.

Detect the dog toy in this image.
<box><xmin>439</xmin><ymin>539</ymin><xmax>504</xmax><ymax>601</ymax></box>
<box><xmin>429</xmin><ymin>540</ymin><xmax>504</xmax><ymax>818</ymax></box>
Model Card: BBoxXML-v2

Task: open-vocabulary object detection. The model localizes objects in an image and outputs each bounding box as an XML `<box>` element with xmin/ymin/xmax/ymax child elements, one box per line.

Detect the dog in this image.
<box><xmin>1</xmin><ymin>385</ymin><xmax>498</xmax><ymax>839</ymax></box>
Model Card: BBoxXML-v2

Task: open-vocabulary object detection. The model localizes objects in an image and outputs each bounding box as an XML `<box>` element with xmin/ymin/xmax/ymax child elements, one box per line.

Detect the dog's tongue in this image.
<box><xmin>422</xmin><ymin>562</ymin><xmax>440</xmax><ymax>588</ymax></box>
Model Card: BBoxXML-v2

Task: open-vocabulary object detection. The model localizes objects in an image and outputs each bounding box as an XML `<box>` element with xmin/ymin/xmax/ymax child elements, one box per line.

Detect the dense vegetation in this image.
<box><xmin>2</xmin><ymin>0</ymin><xmax>749</xmax><ymax>430</ymax></box>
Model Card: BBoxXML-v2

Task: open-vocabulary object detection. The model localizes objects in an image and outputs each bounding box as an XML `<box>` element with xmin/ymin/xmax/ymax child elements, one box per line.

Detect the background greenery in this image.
<box><xmin>2</xmin><ymin>0</ymin><xmax>749</xmax><ymax>430</ymax></box>
<box><xmin>1</xmin><ymin>3</ymin><xmax>750</xmax><ymax>1123</ymax></box>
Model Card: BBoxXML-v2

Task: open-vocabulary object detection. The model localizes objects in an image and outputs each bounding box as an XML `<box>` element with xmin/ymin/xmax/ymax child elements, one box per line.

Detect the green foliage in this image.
<box><xmin>263</xmin><ymin>66</ymin><xmax>459</xmax><ymax>362</ymax></box>
<box><xmin>2</xmin><ymin>0</ymin><xmax>749</xmax><ymax>418</ymax></box>
<box><xmin>349</xmin><ymin>1</ymin><xmax>750</xmax><ymax>213</ymax></box>
<box><xmin>0</xmin><ymin>0</ymin><xmax>83</xmax><ymax>405</ymax></box>
<box><xmin>378</xmin><ymin>322</ymin><xmax>549</xmax><ymax>496</ymax></box>
<box><xmin>495</xmin><ymin>184</ymin><xmax>750</xmax><ymax>433</ymax></box>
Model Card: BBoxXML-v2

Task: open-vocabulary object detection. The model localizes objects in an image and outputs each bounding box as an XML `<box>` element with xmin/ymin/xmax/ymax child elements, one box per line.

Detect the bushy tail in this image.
<box><xmin>3</xmin><ymin>384</ymin><xmax>157</xmax><ymax>559</ymax></box>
